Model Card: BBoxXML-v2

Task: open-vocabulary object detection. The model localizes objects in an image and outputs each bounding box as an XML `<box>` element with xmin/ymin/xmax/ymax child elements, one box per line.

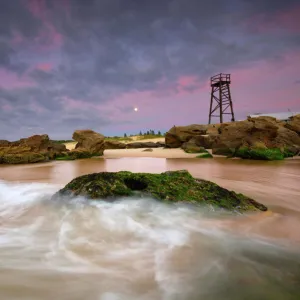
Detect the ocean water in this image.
<box><xmin>0</xmin><ymin>180</ymin><xmax>299</xmax><ymax>300</ymax></box>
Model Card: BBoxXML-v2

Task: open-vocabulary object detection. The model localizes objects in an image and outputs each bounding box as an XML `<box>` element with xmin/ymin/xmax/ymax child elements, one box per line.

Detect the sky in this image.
<box><xmin>0</xmin><ymin>0</ymin><xmax>300</xmax><ymax>140</ymax></box>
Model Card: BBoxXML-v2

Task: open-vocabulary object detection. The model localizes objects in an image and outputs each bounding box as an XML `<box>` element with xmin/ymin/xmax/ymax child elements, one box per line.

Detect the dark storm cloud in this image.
<box><xmin>0</xmin><ymin>0</ymin><xmax>299</xmax><ymax>139</ymax></box>
<box><xmin>0</xmin><ymin>0</ymin><xmax>41</xmax><ymax>38</ymax></box>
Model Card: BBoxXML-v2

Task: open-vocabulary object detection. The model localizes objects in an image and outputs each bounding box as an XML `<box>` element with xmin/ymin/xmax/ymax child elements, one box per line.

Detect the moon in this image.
<box><xmin>134</xmin><ymin>107</ymin><xmax>138</xmax><ymax>112</ymax></box>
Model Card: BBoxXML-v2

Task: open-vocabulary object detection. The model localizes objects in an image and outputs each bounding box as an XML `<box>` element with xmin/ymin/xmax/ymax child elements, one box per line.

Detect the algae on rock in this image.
<box><xmin>54</xmin><ymin>170</ymin><xmax>267</xmax><ymax>213</ymax></box>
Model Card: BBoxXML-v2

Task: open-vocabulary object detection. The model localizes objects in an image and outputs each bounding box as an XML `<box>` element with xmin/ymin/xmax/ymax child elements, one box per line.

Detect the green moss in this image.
<box><xmin>54</xmin><ymin>170</ymin><xmax>267</xmax><ymax>213</ymax></box>
<box><xmin>184</xmin><ymin>147</ymin><xmax>207</xmax><ymax>154</ymax></box>
<box><xmin>55</xmin><ymin>150</ymin><xmax>103</xmax><ymax>161</ymax></box>
<box><xmin>283</xmin><ymin>149</ymin><xmax>295</xmax><ymax>158</ymax></box>
<box><xmin>196</xmin><ymin>152</ymin><xmax>213</xmax><ymax>158</ymax></box>
<box><xmin>1</xmin><ymin>153</ymin><xmax>46</xmax><ymax>164</ymax></box>
<box><xmin>55</xmin><ymin>156</ymin><xmax>75</xmax><ymax>161</ymax></box>
<box><xmin>234</xmin><ymin>147</ymin><xmax>284</xmax><ymax>161</ymax></box>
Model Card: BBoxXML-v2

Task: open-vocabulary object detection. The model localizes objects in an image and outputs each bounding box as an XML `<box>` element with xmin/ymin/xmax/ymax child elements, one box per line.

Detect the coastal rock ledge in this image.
<box><xmin>53</xmin><ymin>170</ymin><xmax>267</xmax><ymax>213</ymax></box>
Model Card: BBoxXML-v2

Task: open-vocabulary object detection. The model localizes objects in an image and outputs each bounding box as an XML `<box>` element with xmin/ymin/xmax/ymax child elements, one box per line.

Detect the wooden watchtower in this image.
<box><xmin>208</xmin><ymin>73</ymin><xmax>235</xmax><ymax>124</ymax></box>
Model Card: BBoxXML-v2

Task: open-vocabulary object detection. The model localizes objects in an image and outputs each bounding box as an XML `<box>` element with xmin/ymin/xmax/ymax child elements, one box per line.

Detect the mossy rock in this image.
<box><xmin>0</xmin><ymin>152</ymin><xmax>47</xmax><ymax>164</ymax></box>
<box><xmin>196</xmin><ymin>152</ymin><xmax>213</xmax><ymax>158</ymax></box>
<box><xmin>55</xmin><ymin>150</ymin><xmax>102</xmax><ymax>161</ymax></box>
<box><xmin>53</xmin><ymin>170</ymin><xmax>267</xmax><ymax>213</ymax></box>
<box><xmin>184</xmin><ymin>146</ymin><xmax>207</xmax><ymax>154</ymax></box>
<box><xmin>234</xmin><ymin>147</ymin><xmax>285</xmax><ymax>160</ymax></box>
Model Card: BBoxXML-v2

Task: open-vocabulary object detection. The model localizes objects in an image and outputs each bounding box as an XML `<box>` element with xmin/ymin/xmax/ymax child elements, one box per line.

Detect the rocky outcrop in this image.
<box><xmin>0</xmin><ymin>134</ymin><xmax>67</xmax><ymax>164</ymax></box>
<box><xmin>165</xmin><ymin>125</ymin><xmax>208</xmax><ymax>148</ymax></box>
<box><xmin>212</xmin><ymin>116</ymin><xmax>300</xmax><ymax>159</ymax></box>
<box><xmin>165</xmin><ymin>115</ymin><xmax>300</xmax><ymax>160</ymax></box>
<box><xmin>53</xmin><ymin>170</ymin><xmax>267</xmax><ymax>213</ymax></box>
<box><xmin>285</xmin><ymin>114</ymin><xmax>300</xmax><ymax>135</ymax></box>
<box><xmin>181</xmin><ymin>138</ymin><xmax>207</xmax><ymax>153</ymax></box>
<box><xmin>104</xmin><ymin>140</ymin><xmax>126</xmax><ymax>150</ymax></box>
<box><xmin>126</xmin><ymin>142</ymin><xmax>162</xmax><ymax>149</ymax></box>
<box><xmin>73</xmin><ymin>130</ymin><xmax>105</xmax><ymax>155</ymax></box>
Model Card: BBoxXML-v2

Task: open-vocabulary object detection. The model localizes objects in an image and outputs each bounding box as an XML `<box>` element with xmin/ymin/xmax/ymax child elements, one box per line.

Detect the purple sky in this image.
<box><xmin>0</xmin><ymin>0</ymin><xmax>300</xmax><ymax>140</ymax></box>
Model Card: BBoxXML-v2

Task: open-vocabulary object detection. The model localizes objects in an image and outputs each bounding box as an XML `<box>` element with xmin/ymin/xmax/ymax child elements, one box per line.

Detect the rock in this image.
<box><xmin>212</xmin><ymin>116</ymin><xmax>300</xmax><ymax>159</ymax></box>
<box><xmin>0</xmin><ymin>153</ymin><xmax>46</xmax><ymax>164</ymax></box>
<box><xmin>0</xmin><ymin>140</ymin><xmax>10</xmax><ymax>147</ymax></box>
<box><xmin>142</xmin><ymin>148</ymin><xmax>153</xmax><ymax>152</ymax></box>
<box><xmin>165</xmin><ymin>125</ymin><xmax>208</xmax><ymax>148</ymax></box>
<box><xmin>285</xmin><ymin>114</ymin><xmax>300</xmax><ymax>135</ymax></box>
<box><xmin>126</xmin><ymin>142</ymin><xmax>159</xmax><ymax>149</ymax></box>
<box><xmin>73</xmin><ymin>129</ymin><xmax>105</xmax><ymax>155</ymax></box>
<box><xmin>104</xmin><ymin>140</ymin><xmax>126</xmax><ymax>149</ymax></box>
<box><xmin>196</xmin><ymin>152</ymin><xmax>213</xmax><ymax>159</ymax></box>
<box><xmin>185</xmin><ymin>136</ymin><xmax>215</xmax><ymax>150</ymax></box>
<box><xmin>0</xmin><ymin>134</ymin><xmax>67</xmax><ymax>164</ymax></box>
<box><xmin>56</xmin><ymin>150</ymin><xmax>97</xmax><ymax>161</ymax></box>
<box><xmin>156</xmin><ymin>142</ymin><xmax>165</xmax><ymax>147</ymax></box>
<box><xmin>53</xmin><ymin>170</ymin><xmax>267</xmax><ymax>213</ymax></box>
<box><xmin>181</xmin><ymin>139</ymin><xmax>206</xmax><ymax>153</ymax></box>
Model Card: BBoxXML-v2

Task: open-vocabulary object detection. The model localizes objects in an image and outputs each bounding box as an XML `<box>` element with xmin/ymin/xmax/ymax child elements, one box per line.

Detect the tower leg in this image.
<box><xmin>227</xmin><ymin>83</ymin><xmax>235</xmax><ymax>122</ymax></box>
<box><xmin>208</xmin><ymin>87</ymin><xmax>213</xmax><ymax>124</ymax></box>
<box><xmin>219</xmin><ymin>84</ymin><xmax>223</xmax><ymax>123</ymax></box>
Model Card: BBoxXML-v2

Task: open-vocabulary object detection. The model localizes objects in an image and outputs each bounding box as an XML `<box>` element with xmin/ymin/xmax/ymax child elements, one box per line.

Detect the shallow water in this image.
<box><xmin>0</xmin><ymin>158</ymin><xmax>300</xmax><ymax>299</ymax></box>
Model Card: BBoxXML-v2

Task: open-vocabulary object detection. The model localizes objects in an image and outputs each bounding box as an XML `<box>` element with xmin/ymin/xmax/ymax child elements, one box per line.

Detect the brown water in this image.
<box><xmin>0</xmin><ymin>157</ymin><xmax>300</xmax><ymax>299</ymax></box>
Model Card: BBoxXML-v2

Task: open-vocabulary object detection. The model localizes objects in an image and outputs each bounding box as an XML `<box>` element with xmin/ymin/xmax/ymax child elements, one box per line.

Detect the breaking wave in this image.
<box><xmin>0</xmin><ymin>180</ymin><xmax>299</xmax><ymax>300</ymax></box>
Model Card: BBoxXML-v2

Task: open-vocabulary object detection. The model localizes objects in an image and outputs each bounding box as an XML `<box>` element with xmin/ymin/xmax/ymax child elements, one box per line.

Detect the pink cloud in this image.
<box><xmin>26</xmin><ymin>0</ymin><xmax>47</xmax><ymax>20</ymax></box>
<box><xmin>25</xmin><ymin>0</ymin><xmax>63</xmax><ymax>51</ymax></box>
<box><xmin>0</xmin><ymin>68</ymin><xmax>36</xmax><ymax>90</ymax></box>
<box><xmin>34</xmin><ymin>62</ymin><xmax>53</xmax><ymax>71</ymax></box>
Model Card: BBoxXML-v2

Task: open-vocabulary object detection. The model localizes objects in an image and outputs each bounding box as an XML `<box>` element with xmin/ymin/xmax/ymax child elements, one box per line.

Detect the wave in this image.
<box><xmin>0</xmin><ymin>180</ymin><xmax>299</xmax><ymax>300</ymax></box>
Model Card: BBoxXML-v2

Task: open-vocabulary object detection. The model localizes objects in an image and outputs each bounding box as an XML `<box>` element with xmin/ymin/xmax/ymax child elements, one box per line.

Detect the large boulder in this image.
<box><xmin>285</xmin><ymin>114</ymin><xmax>300</xmax><ymax>135</ymax></box>
<box><xmin>73</xmin><ymin>130</ymin><xmax>105</xmax><ymax>155</ymax></box>
<box><xmin>212</xmin><ymin>116</ymin><xmax>300</xmax><ymax>158</ymax></box>
<box><xmin>0</xmin><ymin>134</ymin><xmax>67</xmax><ymax>164</ymax></box>
<box><xmin>165</xmin><ymin>125</ymin><xmax>208</xmax><ymax>148</ymax></box>
<box><xmin>53</xmin><ymin>170</ymin><xmax>267</xmax><ymax>213</ymax></box>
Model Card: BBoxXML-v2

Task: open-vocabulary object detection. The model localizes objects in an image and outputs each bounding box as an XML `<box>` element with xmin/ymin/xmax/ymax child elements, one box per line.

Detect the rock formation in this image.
<box><xmin>212</xmin><ymin>116</ymin><xmax>300</xmax><ymax>158</ymax></box>
<box><xmin>104</xmin><ymin>140</ymin><xmax>127</xmax><ymax>149</ymax></box>
<box><xmin>126</xmin><ymin>142</ymin><xmax>160</xmax><ymax>149</ymax></box>
<box><xmin>285</xmin><ymin>114</ymin><xmax>300</xmax><ymax>135</ymax></box>
<box><xmin>53</xmin><ymin>170</ymin><xmax>267</xmax><ymax>213</ymax></box>
<box><xmin>73</xmin><ymin>130</ymin><xmax>105</xmax><ymax>155</ymax></box>
<box><xmin>0</xmin><ymin>134</ymin><xmax>67</xmax><ymax>164</ymax></box>
<box><xmin>165</xmin><ymin>124</ymin><xmax>208</xmax><ymax>148</ymax></box>
<box><xmin>165</xmin><ymin>114</ymin><xmax>300</xmax><ymax>160</ymax></box>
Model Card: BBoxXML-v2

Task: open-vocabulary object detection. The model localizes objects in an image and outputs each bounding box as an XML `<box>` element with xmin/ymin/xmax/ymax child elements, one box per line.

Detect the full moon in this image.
<box><xmin>134</xmin><ymin>107</ymin><xmax>138</xmax><ymax>112</ymax></box>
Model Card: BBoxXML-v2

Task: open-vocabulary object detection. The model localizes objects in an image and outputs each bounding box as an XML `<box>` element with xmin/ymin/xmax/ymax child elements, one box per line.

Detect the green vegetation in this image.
<box><xmin>283</xmin><ymin>149</ymin><xmax>295</xmax><ymax>158</ymax></box>
<box><xmin>196</xmin><ymin>152</ymin><xmax>213</xmax><ymax>158</ymax></box>
<box><xmin>184</xmin><ymin>147</ymin><xmax>207</xmax><ymax>154</ymax></box>
<box><xmin>55</xmin><ymin>150</ymin><xmax>102</xmax><ymax>161</ymax></box>
<box><xmin>54</xmin><ymin>170</ymin><xmax>267</xmax><ymax>213</ymax></box>
<box><xmin>0</xmin><ymin>153</ymin><xmax>46</xmax><ymax>164</ymax></box>
<box><xmin>234</xmin><ymin>147</ymin><xmax>284</xmax><ymax>161</ymax></box>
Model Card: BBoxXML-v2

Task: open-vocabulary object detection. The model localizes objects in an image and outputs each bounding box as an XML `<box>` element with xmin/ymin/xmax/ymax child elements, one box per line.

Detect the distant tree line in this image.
<box><xmin>124</xmin><ymin>130</ymin><xmax>165</xmax><ymax>138</ymax></box>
